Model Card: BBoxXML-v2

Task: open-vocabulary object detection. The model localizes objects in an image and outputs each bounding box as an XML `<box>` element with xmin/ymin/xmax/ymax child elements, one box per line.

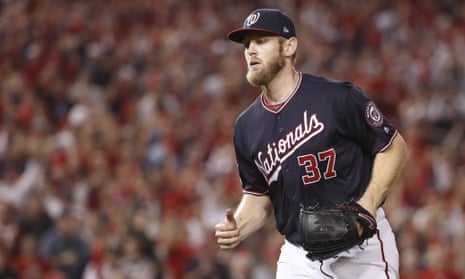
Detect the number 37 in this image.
<box><xmin>297</xmin><ymin>148</ymin><xmax>337</xmax><ymax>185</ymax></box>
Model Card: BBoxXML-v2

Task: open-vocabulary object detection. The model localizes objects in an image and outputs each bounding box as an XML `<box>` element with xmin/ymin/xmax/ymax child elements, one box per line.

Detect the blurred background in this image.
<box><xmin>0</xmin><ymin>0</ymin><xmax>464</xmax><ymax>278</ymax></box>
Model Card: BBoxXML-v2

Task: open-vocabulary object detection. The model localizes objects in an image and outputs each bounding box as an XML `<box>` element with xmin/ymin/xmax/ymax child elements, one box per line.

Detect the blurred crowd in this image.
<box><xmin>0</xmin><ymin>0</ymin><xmax>464</xmax><ymax>278</ymax></box>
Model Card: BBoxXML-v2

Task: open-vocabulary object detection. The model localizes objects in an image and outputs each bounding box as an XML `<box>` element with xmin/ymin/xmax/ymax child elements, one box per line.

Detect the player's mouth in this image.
<box><xmin>248</xmin><ymin>60</ymin><xmax>262</xmax><ymax>71</ymax></box>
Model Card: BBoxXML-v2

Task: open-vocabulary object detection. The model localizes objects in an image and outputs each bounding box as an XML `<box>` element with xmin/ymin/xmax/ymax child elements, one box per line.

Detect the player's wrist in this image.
<box><xmin>356</xmin><ymin>197</ymin><xmax>377</xmax><ymax>217</ymax></box>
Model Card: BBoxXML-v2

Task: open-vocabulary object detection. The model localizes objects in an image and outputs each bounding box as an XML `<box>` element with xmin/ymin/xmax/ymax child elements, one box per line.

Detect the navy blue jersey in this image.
<box><xmin>233</xmin><ymin>73</ymin><xmax>397</xmax><ymax>244</ymax></box>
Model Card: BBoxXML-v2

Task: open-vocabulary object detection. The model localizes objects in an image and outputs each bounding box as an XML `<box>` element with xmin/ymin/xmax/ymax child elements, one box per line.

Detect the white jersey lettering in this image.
<box><xmin>254</xmin><ymin>111</ymin><xmax>324</xmax><ymax>184</ymax></box>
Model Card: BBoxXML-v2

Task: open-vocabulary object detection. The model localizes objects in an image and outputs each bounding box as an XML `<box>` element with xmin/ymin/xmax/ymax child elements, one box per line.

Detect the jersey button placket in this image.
<box><xmin>276</xmin><ymin>114</ymin><xmax>283</xmax><ymax>134</ymax></box>
<box><xmin>275</xmin><ymin>114</ymin><xmax>287</xmax><ymax>173</ymax></box>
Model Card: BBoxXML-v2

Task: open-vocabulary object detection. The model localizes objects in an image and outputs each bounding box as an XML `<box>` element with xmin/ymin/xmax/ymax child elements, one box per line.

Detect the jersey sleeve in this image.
<box><xmin>233</xmin><ymin>122</ymin><xmax>270</xmax><ymax>196</ymax></box>
<box><xmin>335</xmin><ymin>83</ymin><xmax>397</xmax><ymax>156</ymax></box>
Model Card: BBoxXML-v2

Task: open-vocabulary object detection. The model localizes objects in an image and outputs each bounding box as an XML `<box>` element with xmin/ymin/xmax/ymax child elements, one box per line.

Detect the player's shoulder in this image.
<box><xmin>234</xmin><ymin>96</ymin><xmax>262</xmax><ymax>127</ymax></box>
<box><xmin>301</xmin><ymin>73</ymin><xmax>359</xmax><ymax>92</ymax></box>
<box><xmin>300</xmin><ymin>73</ymin><xmax>365</xmax><ymax>103</ymax></box>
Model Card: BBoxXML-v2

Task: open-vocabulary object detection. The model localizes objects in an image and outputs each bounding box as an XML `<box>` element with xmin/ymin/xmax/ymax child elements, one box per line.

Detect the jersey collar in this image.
<box><xmin>261</xmin><ymin>72</ymin><xmax>302</xmax><ymax>113</ymax></box>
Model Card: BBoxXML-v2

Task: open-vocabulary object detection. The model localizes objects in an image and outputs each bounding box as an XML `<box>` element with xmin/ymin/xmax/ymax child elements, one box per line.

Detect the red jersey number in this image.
<box><xmin>297</xmin><ymin>148</ymin><xmax>337</xmax><ymax>185</ymax></box>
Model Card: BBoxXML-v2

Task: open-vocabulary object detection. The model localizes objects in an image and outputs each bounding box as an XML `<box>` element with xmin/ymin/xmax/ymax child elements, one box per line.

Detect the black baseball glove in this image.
<box><xmin>298</xmin><ymin>202</ymin><xmax>378</xmax><ymax>261</ymax></box>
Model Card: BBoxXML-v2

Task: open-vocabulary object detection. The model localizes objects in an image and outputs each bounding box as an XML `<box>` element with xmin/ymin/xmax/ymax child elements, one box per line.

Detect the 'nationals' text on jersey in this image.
<box><xmin>254</xmin><ymin>110</ymin><xmax>325</xmax><ymax>185</ymax></box>
<box><xmin>233</xmin><ymin>73</ymin><xmax>397</xmax><ymax>244</ymax></box>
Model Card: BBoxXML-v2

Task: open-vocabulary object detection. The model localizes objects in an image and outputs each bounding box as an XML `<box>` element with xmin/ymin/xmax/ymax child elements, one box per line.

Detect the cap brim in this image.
<box><xmin>227</xmin><ymin>28</ymin><xmax>284</xmax><ymax>43</ymax></box>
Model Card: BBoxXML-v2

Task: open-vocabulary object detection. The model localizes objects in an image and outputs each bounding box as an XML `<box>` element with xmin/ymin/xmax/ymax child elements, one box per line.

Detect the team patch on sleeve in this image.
<box><xmin>365</xmin><ymin>101</ymin><xmax>383</xmax><ymax>127</ymax></box>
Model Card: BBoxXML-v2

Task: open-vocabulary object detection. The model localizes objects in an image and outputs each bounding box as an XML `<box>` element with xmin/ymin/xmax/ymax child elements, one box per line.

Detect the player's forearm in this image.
<box><xmin>234</xmin><ymin>194</ymin><xmax>273</xmax><ymax>241</ymax></box>
<box><xmin>358</xmin><ymin>133</ymin><xmax>408</xmax><ymax>215</ymax></box>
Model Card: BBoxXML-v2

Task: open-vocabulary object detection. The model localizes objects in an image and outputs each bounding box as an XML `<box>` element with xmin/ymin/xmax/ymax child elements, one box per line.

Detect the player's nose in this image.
<box><xmin>245</xmin><ymin>41</ymin><xmax>258</xmax><ymax>56</ymax></box>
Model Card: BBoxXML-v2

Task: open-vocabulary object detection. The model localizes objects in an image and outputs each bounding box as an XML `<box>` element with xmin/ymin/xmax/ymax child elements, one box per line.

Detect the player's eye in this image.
<box><xmin>256</xmin><ymin>37</ymin><xmax>267</xmax><ymax>44</ymax></box>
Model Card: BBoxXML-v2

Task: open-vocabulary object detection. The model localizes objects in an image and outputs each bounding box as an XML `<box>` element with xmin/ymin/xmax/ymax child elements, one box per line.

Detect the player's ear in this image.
<box><xmin>284</xmin><ymin>37</ymin><xmax>298</xmax><ymax>57</ymax></box>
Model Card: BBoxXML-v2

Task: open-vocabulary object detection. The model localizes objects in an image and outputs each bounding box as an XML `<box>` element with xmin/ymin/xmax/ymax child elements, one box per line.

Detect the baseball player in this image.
<box><xmin>214</xmin><ymin>8</ymin><xmax>408</xmax><ymax>279</ymax></box>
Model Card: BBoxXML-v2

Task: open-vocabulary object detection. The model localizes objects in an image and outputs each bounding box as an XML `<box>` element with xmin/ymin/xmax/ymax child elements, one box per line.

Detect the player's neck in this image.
<box><xmin>262</xmin><ymin>67</ymin><xmax>299</xmax><ymax>105</ymax></box>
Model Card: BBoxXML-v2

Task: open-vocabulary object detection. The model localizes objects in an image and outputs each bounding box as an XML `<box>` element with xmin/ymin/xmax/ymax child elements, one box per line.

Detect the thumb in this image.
<box><xmin>225</xmin><ymin>208</ymin><xmax>237</xmax><ymax>227</ymax></box>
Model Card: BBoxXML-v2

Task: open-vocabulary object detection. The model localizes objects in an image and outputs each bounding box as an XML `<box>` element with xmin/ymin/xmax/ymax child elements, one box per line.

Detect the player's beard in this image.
<box><xmin>246</xmin><ymin>51</ymin><xmax>285</xmax><ymax>86</ymax></box>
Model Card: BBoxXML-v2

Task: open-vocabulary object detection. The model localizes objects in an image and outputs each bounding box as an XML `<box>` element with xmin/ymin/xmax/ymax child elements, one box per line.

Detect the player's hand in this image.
<box><xmin>215</xmin><ymin>208</ymin><xmax>241</xmax><ymax>250</ymax></box>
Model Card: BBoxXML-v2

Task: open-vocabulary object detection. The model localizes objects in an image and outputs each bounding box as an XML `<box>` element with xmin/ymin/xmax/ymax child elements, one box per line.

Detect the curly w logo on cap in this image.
<box><xmin>227</xmin><ymin>8</ymin><xmax>296</xmax><ymax>43</ymax></box>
